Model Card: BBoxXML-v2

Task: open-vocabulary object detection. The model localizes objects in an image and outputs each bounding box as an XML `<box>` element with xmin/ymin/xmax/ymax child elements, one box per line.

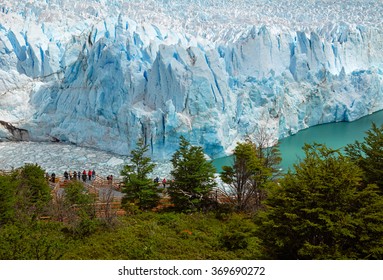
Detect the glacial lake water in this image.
<box><xmin>212</xmin><ymin>110</ymin><xmax>383</xmax><ymax>173</ymax></box>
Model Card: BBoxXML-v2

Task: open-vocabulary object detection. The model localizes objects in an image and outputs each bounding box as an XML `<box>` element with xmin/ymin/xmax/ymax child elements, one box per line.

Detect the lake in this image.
<box><xmin>212</xmin><ymin>110</ymin><xmax>383</xmax><ymax>173</ymax></box>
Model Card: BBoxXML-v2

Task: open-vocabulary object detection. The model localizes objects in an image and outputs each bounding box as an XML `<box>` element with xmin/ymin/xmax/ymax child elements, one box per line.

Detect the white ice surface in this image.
<box><xmin>0</xmin><ymin>0</ymin><xmax>383</xmax><ymax>160</ymax></box>
<box><xmin>0</xmin><ymin>141</ymin><xmax>172</xmax><ymax>179</ymax></box>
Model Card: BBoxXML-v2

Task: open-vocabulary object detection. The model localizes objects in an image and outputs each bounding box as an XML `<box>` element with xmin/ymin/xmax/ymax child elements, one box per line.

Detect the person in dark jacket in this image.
<box><xmin>82</xmin><ymin>170</ymin><xmax>87</xmax><ymax>182</ymax></box>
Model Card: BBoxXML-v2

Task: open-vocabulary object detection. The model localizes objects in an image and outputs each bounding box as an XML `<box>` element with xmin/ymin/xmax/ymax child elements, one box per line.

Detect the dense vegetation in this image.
<box><xmin>168</xmin><ymin>136</ymin><xmax>217</xmax><ymax>212</ymax></box>
<box><xmin>220</xmin><ymin>140</ymin><xmax>279</xmax><ymax>212</ymax></box>
<box><xmin>120</xmin><ymin>138</ymin><xmax>160</xmax><ymax>211</ymax></box>
<box><xmin>256</xmin><ymin>144</ymin><xmax>383</xmax><ymax>259</ymax></box>
<box><xmin>1</xmin><ymin>124</ymin><xmax>383</xmax><ymax>260</ymax></box>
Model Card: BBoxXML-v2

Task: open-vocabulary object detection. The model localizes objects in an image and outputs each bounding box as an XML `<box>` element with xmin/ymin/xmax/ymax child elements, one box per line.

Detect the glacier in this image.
<box><xmin>0</xmin><ymin>0</ymin><xmax>383</xmax><ymax>160</ymax></box>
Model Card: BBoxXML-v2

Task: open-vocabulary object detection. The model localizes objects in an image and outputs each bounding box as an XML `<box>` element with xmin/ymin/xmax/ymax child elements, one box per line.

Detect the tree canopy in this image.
<box><xmin>169</xmin><ymin>136</ymin><xmax>217</xmax><ymax>212</ymax></box>
<box><xmin>120</xmin><ymin>138</ymin><xmax>160</xmax><ymax>211</ymax></box>
<box><xmin>0</xmin><ymin>174</ymin><xmax>17</xmax><ymax>226</ymax></box>
<box><xmin>220</xmin><ymin>140</ymin><xmax>278</xmax><ymax>212</ymax></box>
<box><xmin>345</xmin><ymin>122</ymin><xmax>383</xmax><ymax>192</ymax></box>
<box><xmin>0</xmin><ymin>164</ymin><xmax>51</xmax><ymax>224</ymax></box>
<box><xmin>256</xmin><ymin>143</ymin><xmax>383</xmax><ymax>259</ymax></box>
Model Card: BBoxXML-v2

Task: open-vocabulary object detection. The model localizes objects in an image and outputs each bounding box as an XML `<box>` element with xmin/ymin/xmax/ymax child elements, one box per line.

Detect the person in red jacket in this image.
<box><xmin>88</xmin><ymin>169</ymin><xmax>92</xmax><ymax>181</ymax></box>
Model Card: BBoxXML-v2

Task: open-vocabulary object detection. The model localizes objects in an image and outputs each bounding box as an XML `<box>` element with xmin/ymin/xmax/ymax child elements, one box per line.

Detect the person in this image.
<box><xmin>77</xmin><ymin>171</ymin><xmax>81</xmax><ymax>180</ymax></box>
<box><xmin>82</xmin><ymin>170</ymin><xmax>87</xmax><ymax>182</ymax></box>
<box><xmin>69</xmin><ymin>171</ymin><xmax>72</xmax><ymax>180</ymax></box>
<box><xmin>73</xmin><ymin>171</ymin><xmax>77</xmax><ymax>180</ymax></box>
<box><xmin>88</xmin><ymin>169</ymin><xmax>92</xmax><ymax>181</ymax></box>
<box><xmin>162</xmin><ymin>178</ymin><xmax>167</xmax><ymax>188</ymax></box>
<box><xmin>51</xmin><ymin>172</ymin><xmax>56</xmax><ymax>183</ymax></box>
<box><xmin>64</xmin><ymin>171</ymin><xmax>69</xmax><ymax>180</ymax></box>
<box><xmin>154</xmin><ymin>177</ymin><xmax>159</xmax><ymax>184</ymax></box>
<box><xmin>92</xmin><ymin>169</ymin><xmax>96</xmax><ymax>180</ymax></box>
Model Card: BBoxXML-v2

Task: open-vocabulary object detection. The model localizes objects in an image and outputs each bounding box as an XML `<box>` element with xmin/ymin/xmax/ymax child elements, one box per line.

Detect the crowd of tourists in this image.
<box><xmin>46</xmin><ymin>171</ymin><xmax>168</xmax><ymax>188</ymax></box>
<box><xmin>46</xmin><ymin>169</ymin><xmax>114</xmax><ymax>184</ymax></box>
<box><xmin>154</xmin><ymin>177</ymin><xmax>171</xmax><ymax>187</ymax></box>
<box><xmin>46</xmin><ymin>169</ymin><xmax>96</xmax><ymax>183</ymax></box>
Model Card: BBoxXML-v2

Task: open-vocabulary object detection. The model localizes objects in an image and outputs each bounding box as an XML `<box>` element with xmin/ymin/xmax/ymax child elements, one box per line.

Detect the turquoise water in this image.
<box><xmin>212</xmin><ymin>110</ymin><xmax>383</xmax><ymax>173</ymax></box>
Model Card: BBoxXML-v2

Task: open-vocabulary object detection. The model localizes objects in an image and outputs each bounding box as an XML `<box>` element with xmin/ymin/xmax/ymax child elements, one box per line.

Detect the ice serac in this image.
<box><xmin>0</xmin><ymin>1</ymin><xmax>383</xmax><ymax>159</ymax></box>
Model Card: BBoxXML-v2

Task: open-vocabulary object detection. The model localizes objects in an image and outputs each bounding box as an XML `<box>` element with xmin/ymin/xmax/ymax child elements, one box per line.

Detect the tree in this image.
<box><xmin>257</xmin><ymin>143</ymin><xmax>383</xmax><ymax>259</ymax></box>
<box><xmin>345</xmin><ymin>123</ymin><xmax>383</xmax><ymax>192</ymax></box>
<box><xmin>65</xmin><ymin>181</ymin><xmax>94</xmax><ymax>209</ymax></box>
<box><xmin>120</xmin><ymin>138</ymin><xmax>160</xmax><ymax>211</ymax></box>
<box><xmin>0</xmin><ymin>174</ymin><xmax>17</xmax><ymax>226</ymax></box>
<box><xmin>251</xmin><ymin>123</ymin><xmax>282</xmax><ymax>176</ymax></box>
<box><xmin>99</xmin><ymin>185</ymin><xmax>118</xmax><ymax>226</ymax></box>
<box><xmin>11</xmin><ymin>164</ymin><xmax>51</xmax><ymax>223</ymax></box>
<box><xmin>220</xmin><ymin>140</ymin><xmax>277</xmax><ymax>212</ymax></box>
<box><xmin>64</xmin><ymin>181</ymin><xmax>98</xmax><ymax>237</ymax></box>
<box><xmin>168</xmin><ymin>136</ymin><xmax>217</xmax><ymax>212</ymax></box>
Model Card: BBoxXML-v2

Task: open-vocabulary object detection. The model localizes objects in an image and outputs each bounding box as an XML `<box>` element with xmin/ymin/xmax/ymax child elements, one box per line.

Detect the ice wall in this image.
<box><xmin>0</xmin><ymin>1</ymin><xmax>383</xmax><ymax>159</ymax></box>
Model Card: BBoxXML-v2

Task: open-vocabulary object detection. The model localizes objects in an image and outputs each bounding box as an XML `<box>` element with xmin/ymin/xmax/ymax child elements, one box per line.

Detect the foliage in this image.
<box><xmin>169</xmin><ymin>136</ymin><xmax>217</xmax><ymax>212</ymax></box>
<box><xmin>120</xmin><ymin>138</ymin><xmax>160</xmax><ymax>210</ymax></box>
<box><xmin>0</xmin><ymin>164</ymin><xmax>51</xmax><ymax>224</ymax></box>
<box><xmin>220</xmin><ymin>140</ymin><xmax>278</xmax><ymax>212</ymax></box>
<box><xmin>60</xmin><ymin>212</ymin><xmax>262</xmax><ymax>260</ymax></box>
<box><xmin>2</xmin><ymin>124</ymin><xmax>383</xmax><ymax>260</ymax></box>
<box><xmin>0</xmin><ymin>210</ymin><xmax>262</xmax><ymax>260</ymax></box>
<box><xmin>65</xmin><ymin>181</ymin><xmax>93</xmax><ymax>206</ymax></box>
<box><xmin>220</xmin><ymin>214</ymin><xmax>260</xmax><ymax>256</ymax></box>
<box><xmin>0</xmin><ymin>175</ymin><xmax>17</xmax><ymax>226</ymax></box>
<box><xmin>18</xmin><ymin>163</ymin><xmax>50</xmax><ymax>198</ymax></box>
<box><xmin>16</xmin><ymin>164</ymin><xmax>51</xmax><ymax>221</ymax></box>
<box><xmin>345</xmin><ymin>123</ymin><xmax>383</xmax><ymax>192</ymax></box>
<box><xmin>63</xmin><ymin>181</ymin><xmax>98</xmax><ymax>237</ymax></box>
<box><xmin>248</xmin><ymin>123</ymin><xmax>282</xmax><ymax>176</ymax></box>
<box><xmin>0</xmin><ymin>221</ymin><xmax>69</xmax><ymax>260</ymax></box>
<box><xmin>71</xmin><ymin>212</ymin><xmax>100</xmax><ymax>237</ymax></box>
<box><xmin>256</xmin><ymin>143</ymin><xmax>383</xmax><ymax>259</ymax></box>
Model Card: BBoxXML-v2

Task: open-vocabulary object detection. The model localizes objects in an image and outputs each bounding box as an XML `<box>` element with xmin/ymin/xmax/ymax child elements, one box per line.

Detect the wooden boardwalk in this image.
<box><xmin>4</xmin><ymin>170</ymin><xmax>231</xmax><ymax>217</ymax></box>
<box><xmin>50</xmin><ymin>175</ymin><xmax>126</xmax><ymax>217</ymax></box>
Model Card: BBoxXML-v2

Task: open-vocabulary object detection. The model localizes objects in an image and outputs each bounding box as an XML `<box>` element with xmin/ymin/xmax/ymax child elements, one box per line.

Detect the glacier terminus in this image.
<box><xmin>0</xmin><ymin>0</ymin><xmax>382</xmax><ymax>160</ymax></box>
